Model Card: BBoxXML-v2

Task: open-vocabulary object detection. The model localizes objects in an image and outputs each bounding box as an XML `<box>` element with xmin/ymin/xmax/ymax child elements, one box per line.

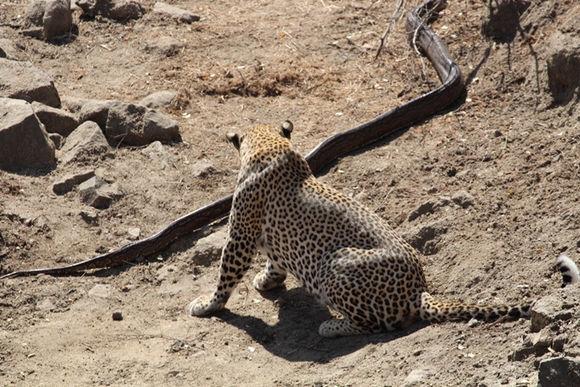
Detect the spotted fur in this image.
<box><xmin>188</xmin><ymin>124</ymin><xmax>577</xmax><ymax>337</ymax></box>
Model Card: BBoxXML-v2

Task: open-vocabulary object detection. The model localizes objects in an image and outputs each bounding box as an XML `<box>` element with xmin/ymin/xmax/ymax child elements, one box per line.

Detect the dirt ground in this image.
<box><xmin>1</xmin><ymin>0</ymin><xmax>579</xmax><ymax>385</ymax></box>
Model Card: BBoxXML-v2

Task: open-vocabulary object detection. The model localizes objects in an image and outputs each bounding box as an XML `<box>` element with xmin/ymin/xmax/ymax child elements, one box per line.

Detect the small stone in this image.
<box><xmin>31</xmin><ymin>101</ymin><xmax>79</xmax><ymax>136</ymax></box>
<box><xmin>26</xmin><ymin>0</ymin><xmax>47</xmax><ymax>26</ymax></box>
<box><xmin>531</xmin><ymin>289</ymin><xmax>578</xmax><ymax>332</ymax></box>
<box><xmin>191</xmin><ymin>229</ymin><xmax>227</xmax><ymax>266</ymax></box>
<box><xmin>138</xmin><ymin>90</ymin><xmax>178</xmax><ymax>110</ymax></box>
<box><xmin>88</xmin><ymin>283</ymin><xmax>112</xmax><ymax>298</ymax></box>
<box><xmin>403</xmin><ymin>368</ymin><xmax>435</xmax><ymax>387</ymax></box>
<box><xmin>0</xmin><ymin>58</ymin><xmax>61</xmax><ymax>107</ymax></box>
<box><xmin>0</xmin><ymin>38</ymin><xmax>23</xmax><ymax>60</ymax></box>
<box><xmin>51</xmin><ymin>169</ymin><xmax>95</xmax><ymax>195</ymax></box>
<box><xmin>48</xmin><ymin>133</ymin><xmax>64</xmax><ymax>149</ymax></box>
<box><xmin>36</xmin><ymin>298</ymin><xmax>56</xmax><ymax>311</ymax></box>
<box><xmin>106</xmin><ymin>0</ymin><xmax>144</xmax><ymax>21</ymax></box>
<box><xmin>191</xmin><ymin>159</ymin><xmax>216</xmax><ymax>178</ymax></box>
<box><xmin>153</xmin><ymin>2</ymin><xmax>200</xmax><ymax>23</ymax></box>
<box><xmin>59</xmin><ymin>121</ymin><xmax>111</xmax><ymax>164</ymax></box>
<box><xmin>144</xmin><ymin>37</ymin><xmax>185</xmax><ymax>57</ymax></box>
<box><xmin>112</xmin><ymin>311</ymin><xmax>123</xmax><ymax>321</ymax></box>
<box><xmin>538</xmin><ymin>357</ymin><xmax>580</xmax><ymax>387</ymax></box>
<box><xmin>43</xmin><ymin>0</ymin><xmax>72</xmax><ymax>41</ymax></box>
<box><xmin>467</xmin><ymin>318</ymin><xmax>481</xmax><ymax>327</ymax></box>
<box><xmin>127</xmin><ymin>227</ymin><xmax>140</xmax><ymax>240</ymax></box>
<box><xmin>78</xmin><ymin>177</ymin><xmax>123</xmax><ymax>209</ymax></box>
<box><xmin>0</xmin><ymin>97</ymin><xmax>56</xmax><ymax>172</ymax></box>
<box><xmin>79</xmin><ymin>209</ymin><xmax>98</xmax><ymax>224</ymax></box>
<box><xmin>452</xmin><ymin>190</ymin><xmax>475</xmax><ymax>208</ymax></box>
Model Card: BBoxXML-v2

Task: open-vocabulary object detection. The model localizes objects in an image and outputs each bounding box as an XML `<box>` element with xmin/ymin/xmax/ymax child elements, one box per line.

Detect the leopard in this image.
<box><xmin>187</xmin><ymin>122</ymin><xmax>579</xmax><ymax>337</ymax></box>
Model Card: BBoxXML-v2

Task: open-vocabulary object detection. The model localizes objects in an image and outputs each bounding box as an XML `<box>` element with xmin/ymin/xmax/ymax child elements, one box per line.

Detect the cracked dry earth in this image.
<box><xmin>1</xmin><ymin>0</ymin><xmax>579</xmax><ymax>386</ymax></box>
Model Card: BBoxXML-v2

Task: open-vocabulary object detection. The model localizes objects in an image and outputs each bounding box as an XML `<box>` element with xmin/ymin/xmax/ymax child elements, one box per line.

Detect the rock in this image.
<box><xmin>538</xmin><ymin>357</ymin><xmax>580</xmax><ymax>387</ymax></box>
<box><xmin>107</xmin><ymin>0</ymin><xmax>144</xmax><ymax>21</ymax></box>
<box><xmin>77</xmin><ymin>0</ymin><xmax>143</xmax><ymax>21</ymax></box>
<box><xmin>105</xmin><ymin>103</ymin><xmax>181</xmax><ymax>146</ymax></box>
<box><xmin>451</xmin><ymin>190</ymin><xmax>475</xmax><ymax>208</ymax></box>
<box><xmin>191</xmin><ymin>159</ymin><xmax>216</xmax><ymax>178</ymax></box>
<box><xmin>144</xmin><ymin>37</ymin><xmax>185</xmax><ymax>57</ymax></box>
<box><xmin>531</xmin><ymin>289</ymin><xmax>577</xmax><ymax>332</ymax></box>
<box><xmin>88</xmin><ymin>284</ymin><xmax>112</xmax><ymax>298</ymax></box>
<box><xmin>78</xmin><ymin>176</ymin><xmax>123</xmax><ymax>209</ymax></box>
<box><xmin>0</xmin><ymin>58</ymin><xmax>61</xmax><ymax>107</ymax></box>
<box><xmin>547</xmin><ymin>31</ymin><xmax>580</xmax><ymax>105</ymax></box>
<box><xmin>26</xmin><ymin>0</ymin><xmax>47</xmax><ymax>26</ymax></box>
<box><xmin>31</xmin><ymin>101</ymin><xmax>79</xmax><ymax>136</ymax></box>
<box><xmin>191</xmin><ymin>229</ymin><xmax>227</xmax><ymax>266</ymax></box>
<box><xmin>43</xmin><ymin>0</ymin><xmax>72</xmax><ymax>41</ymax></box>
<box><xmin>0</xmin><ymin>38</ymin><xmax>23</xmax><ymax>60</ymax></box>
<box><xmin>407</xmin><ymin>200</ymin><xmax>438</xmax><ymax>221</ymax></box>
<box><xmin>79</xmin><ymin>209</ymin><xmax>98</xmax><ymax>224</ymax></box>
<box><xmin>138</xmin><ymin>90</ymin><xmax>178</xmax><ymax>110</ymax></box>
<box><xmin>0</xmin><ymin>98</ymin><xmax>56</xmax><ymax>171</ymax></box>
<box><xmin>51</xmin><ymin>169</ymin><xmax>95</xmax><ymax>195</ymax></box>
<box><xmin>403</xmin><ymin>368</ymin><xmax>435</xmax><ymax>387</ymax></box>
<box><xmin>403</xmin><ymin>222</ymin><xmax>448</xmax><ymax>256</ymax></box>
<box><xmin>59</xmin><ymin>121</ymin><xmax>111</xmax><ymax>164</ymax></box>
<box><xmin>48</xmin><ymin>133</ymin><xmax>64</xmax><ymax>149</ymax></box>
<box><xmin>112</xmin><ymin>311</ymin><xmax>123</xmax><ymax>321</ymax></box>
<box><xmin>61</xmin><ymin>96</ymin><xmax>92</xmax><ymax>113</ymax></box>
<box><xmin>153</xmin><ymin>2</ymin><xmax>200</xmax><ymax>23</ymax></box>
<box><xmin>78</xmin><ymin>99</ymin><xmax>117</xmax><ymax>128</ymax></box>
<box><xmin>141</xmin><ymin>141</ymin><xmax>173</xmax><ymax>169</ymax></box>
<box><xmin>127</xmin><ymin>227</ymin><xmax>140</xmax><ymax>240</ymax></box>
<box><xmin>36</xmin><ymin>298</ymin><xmax>56</xmax><ymax>311</ymax></box>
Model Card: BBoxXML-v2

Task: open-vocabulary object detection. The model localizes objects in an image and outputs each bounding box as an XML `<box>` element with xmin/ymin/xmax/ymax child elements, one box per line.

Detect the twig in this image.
<box><xmin>374</xmin><ymin>0</ymin><xmax>405</xmax><ymax>60</ymax></box>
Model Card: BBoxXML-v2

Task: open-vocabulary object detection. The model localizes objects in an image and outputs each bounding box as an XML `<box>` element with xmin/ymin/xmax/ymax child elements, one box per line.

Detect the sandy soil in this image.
<box><xmin>1</xmin><ymin>0</ymin><xmax>579</xmax><ymax>385</ymax></box>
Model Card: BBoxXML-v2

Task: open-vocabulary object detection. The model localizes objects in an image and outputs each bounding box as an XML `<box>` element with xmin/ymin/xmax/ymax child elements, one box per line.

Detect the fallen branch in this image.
<box><xmin>0</xmin><ymin>0</ymin><xmax>464</xmax><ymax>279</ymax></box>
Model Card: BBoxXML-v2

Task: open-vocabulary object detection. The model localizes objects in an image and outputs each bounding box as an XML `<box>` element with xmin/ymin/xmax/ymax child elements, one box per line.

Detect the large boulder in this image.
<box><xmin>76</xmin><ymin>0</ymin><xmax>143</xmax><ymax>21</ymax></box>
<box><xmin>31</xmin><ymin>101</ymin><xmax>79</xmax><ymax>136</ymax></box>
<box><xmin>0</xmin><ymin>58</ymin><xmax>61</xmax><ymax>107</ymax></box>
<box><xmin>26</xmin><ymin>0</ymin><xmax>47</xmax><ymax>26</ymax></box>
<box><xmin>59</xmin><ymin>121</ymin><xmax>111</xmax><ymax>164</ymax></box>
<box><xmin>138</xmin><ymin>90</ymin><xmax>178</xmax><ymax>110</ymax></box>
<box><xmin>0</xmin><ymin>98</ymin><xmax>56</xmax><ymax>171</ymax></box>
<box><xmin>152</xmin><ymin>2</ymin><xmax>200</xmax><ymax>23</ymax></box>
<box><xmin>538</xmin><ymin>357</ymin><xmax>580</xmax><ymax>387</ymax></box>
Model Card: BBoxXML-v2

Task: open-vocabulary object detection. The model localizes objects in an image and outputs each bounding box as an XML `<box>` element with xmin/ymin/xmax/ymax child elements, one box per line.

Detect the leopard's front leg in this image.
<box><xmin>188</xmin><ymin>180</ymin><xmax>263</xmax><ymax>317</ymax></box>
<box><xmin>188</xmin><ymin>230</ymin><xmax>257</xmax><ymax>316</ymax></box>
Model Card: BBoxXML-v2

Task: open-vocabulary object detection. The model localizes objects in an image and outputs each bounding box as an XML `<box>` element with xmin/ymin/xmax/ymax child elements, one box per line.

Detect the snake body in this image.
<box><xmin>0</xmin><ymin>0</ymin><xmax>464</xmax><ymax>279</ymax></box>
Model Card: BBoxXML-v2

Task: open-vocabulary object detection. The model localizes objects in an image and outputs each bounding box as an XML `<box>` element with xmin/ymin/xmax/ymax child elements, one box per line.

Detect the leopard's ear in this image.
<box><xmin>226</xmin><ymin>132</ymin><xmax>241</xmax><ymax>150</ymax></box>
<box><xmin>280</xmin><ymin>120</ymin><xmax>293</xmax><ymax>139</ymax></box>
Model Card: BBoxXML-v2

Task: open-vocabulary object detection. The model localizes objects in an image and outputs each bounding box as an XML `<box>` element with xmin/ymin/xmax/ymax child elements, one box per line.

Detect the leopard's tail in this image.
<box><xmin>419</xmin><ymin>254</ymin><xmax>579</xmax><ymax>324</ymax></box>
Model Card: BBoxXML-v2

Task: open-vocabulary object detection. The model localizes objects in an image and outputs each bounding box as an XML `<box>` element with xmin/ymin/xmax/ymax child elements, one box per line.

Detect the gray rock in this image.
<box><xmin>79</xmin><ymin>209</ymin><xmax>98</xmax><ymax>224</ymax></box>
<box><xmin>112</xmin><ymin>311</ymin><xmax>123</xmax><ymax>321</ymax></box>
<box><xmin>88</xmin><ymin>283</ymin><xmax>112</xmax><ymax>298</ymax></box>
<box><xmin>191</xmin><ymin>159</ymin><xmax>216</xmax><ymax>178</ymax></box>
<box><xmin>79</xmin><ymin>177</ymin><xmax>123</xmax><ymax>209</ymax></box>
<box><xmin>0</xmin><ymin>97</ymin><xmax>56</xmax><ymax>171</ymax></box>
<box><xmin>0</xmin><ymin>38</ymin><xmax>23</xmax><ymax>60</ymax></box>
<box><xmin>538</xmin><ymin>357</ymin><xmax>580</xmax><ymax>387</ymax></box>
<box><xmin>144</xmin><ymin>37</ymin><xmax>185</xmax><ymax>57</ymax></box>
<box><xmin>451</xmin><ymin>190</ymin><xmax>475</xmax><ymax>208</ymax></box>
<box><xmin>191</xmin><ymin>229</ymin><xmax>227</xmax><ymax>266</ymax></box>
<box><xmin>51</xmin><ymin>169</ymin><xmax>95</xmax><ymax>195</ymax></box>
<box><xmin>31</xmin><ymin>101</ymin><xmax>79</xmax><ymax>136</ymax></box>
<box><xmin>26</xmin><ymin>0</ymin><xmax>47</xmax><ymax>26</ymax></box>
<box><xmin>403</xmin><ymin>368</ymin><xmax>435</xmax><ymax>387</ymax></box>
<box><xmin>48</xmin><ymin>132</ymin><xmax>64</xmax><ymax>149</ymax></box>
<box><xmin>105</xmin><ymin>103</ymin><xmax>181</xmax><ymax>146</ymax></box>
<box><xmin>127</xmin><ymin>227</ymin><xmax>140</xmax><ymax>240</ymax></box>
<box><xmin>107</xmin><ymin>0</ymin><xmax>144</xmax><ymax>21</ymax></box>
<box><xmin>76</xmin><ymin>0</ymin><xmax>143</xmax><ymax>21</ymax></box>
<box><xmin>78</xmin><ymin>99</ymin><xmax>117</xmax><ymax>128</ymax></box>
<box><xmin>403</xmin><ymin>222</ymin><xmax>448</xmax><ymax>256</ymax></box>
<box><xmin>141</xmin><ymin>141</ymin><xmax>173</xmax><ymax>169</ymax></box>
<box><xmin>36</xmin><ymin>298</ymin><xmax>56</xmax><ymax>311</ymax></box>
<box><xmin>138</xmin><ymin>90</ymin><xmax>177</xmax><ymax>110</ymax></box>
<box><xmin>531</xmin><ymin>290</ymin><xmax>577</xmax><ymax>332</ymax></box>
<box><xmin>59</xmin><ymin>121</ymin><xmax>111</xmax><ymax>164</ymax></box>
<box><xmin>43</xmin><ymin>0</ymin><xmax>72</xmax><ymax>41</ymax></box>
<box><xmin>0</xmin><ymin>58</ymin><xmax>61</xmax><ymax>107</ymax></box>
<box><xmin>153</xmin><ymin>2</ymin><xmax>200</xmax><ymax>23</ymax></box>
